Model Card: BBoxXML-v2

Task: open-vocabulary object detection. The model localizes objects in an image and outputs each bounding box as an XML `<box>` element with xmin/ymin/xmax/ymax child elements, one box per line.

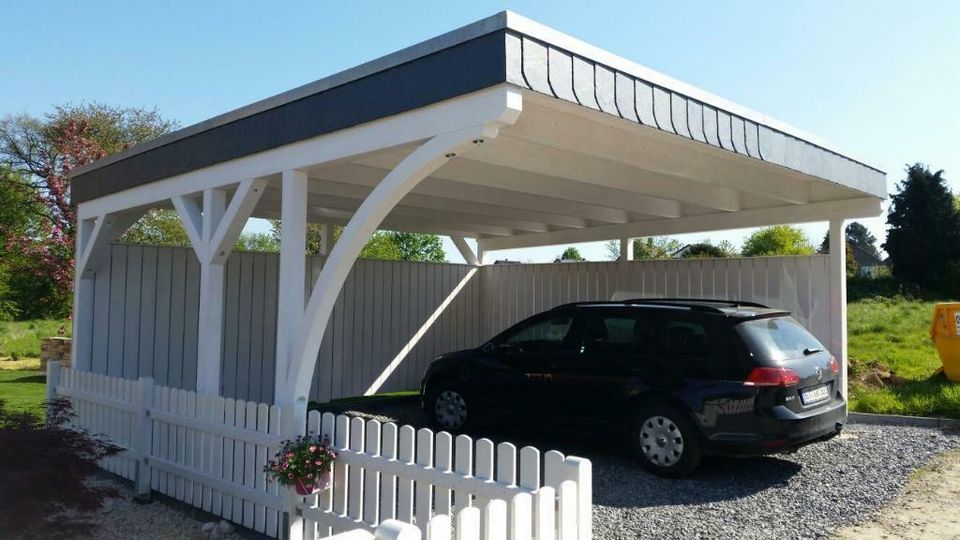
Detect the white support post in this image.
<box><xmin>619</xmin><ymin>237</ymin><xmax>634</xmax><ymax>263</ymax></box>
<box><xmin>172</xmin><ymin>179</ymin><xmax>267</xmax><ymax>395</ymax></box>
<box><xmin>829</xmin><ymin>220</ymin><xmax>849</xmax><ymax>400</ymax></box>
<box><xmin>72</xmin><ymin>218</ymin><xmax>95</xmax><ymax>371</ymax></box>
<box><xmin>451</xmin><ymin>236</ymin><xmax>479</xmax><ymax>266</ymax></box>
<box><xmin>476</xmin><ymin>244</ymin><xmax>487</xmax><ymax>266</ymax></box>
<box><xmin>275</xmin><ymin>170</ymin><xmax>309</xmax><ymax>404</ymax></box>
<box><xmin>319</xmin><ymin>222</ymin><xmax>334</xmax><ymax>257</ymax></box>
<box><xmin>133</xmin><ymin>376</ymin><xmax>154</xmax><ymax>500</ymax></box>
<box><xmin>45</xmin><ymin>360</ymin><xmax>60</xmax><ymax>404</ymax></box>
<box><xmin>281</xmin><ymin>401</ymin><xmax>308</xmax><ymax>540</ymax></box>
<box><xmin>195</xmin><ymin>189</ymin><xmax>227</xmax><ymax>395</ymax></box>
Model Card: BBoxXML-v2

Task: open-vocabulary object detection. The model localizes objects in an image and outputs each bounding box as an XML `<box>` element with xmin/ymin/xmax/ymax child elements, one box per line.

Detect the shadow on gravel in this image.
<box><xmin>320</xmin><ymin>398</ymin><xmax>804</xmax><ymax>506</ymax></box>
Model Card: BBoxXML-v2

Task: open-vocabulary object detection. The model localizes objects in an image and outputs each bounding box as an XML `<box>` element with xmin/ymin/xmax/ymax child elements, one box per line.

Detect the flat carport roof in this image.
<box><xmin>68</xmin><ymin>11</ymin><xmax>885</xmax><ymax>407</ymax></box>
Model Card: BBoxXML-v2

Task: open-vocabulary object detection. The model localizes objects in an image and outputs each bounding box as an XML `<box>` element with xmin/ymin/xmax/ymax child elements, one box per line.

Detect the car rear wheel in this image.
<box><xmin>430</xmin><ymin>383</ymin><xmax>469</xmax><ymax>431</ymax></box>
<box><xmin>631</xmin><ymin>403</ymin><xmax>703</xmax><ymax>477</ymax></box>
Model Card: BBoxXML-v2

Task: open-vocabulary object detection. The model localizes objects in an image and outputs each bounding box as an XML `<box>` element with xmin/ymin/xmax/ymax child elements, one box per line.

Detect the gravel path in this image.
<box><xmin>325</xmin><ymin>400</ymin><xmax>960</xmax><ymax>540</ymax></box>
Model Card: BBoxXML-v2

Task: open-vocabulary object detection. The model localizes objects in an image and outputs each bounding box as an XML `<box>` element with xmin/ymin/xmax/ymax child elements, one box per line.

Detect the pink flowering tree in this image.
<box><xmin>0</xmin><ymin>104</ymin><xmax>176</xmax><ymax>317</ymax></box>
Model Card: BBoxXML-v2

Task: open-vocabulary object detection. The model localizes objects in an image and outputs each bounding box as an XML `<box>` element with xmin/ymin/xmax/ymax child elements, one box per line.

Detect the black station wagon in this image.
<box><xmin>420</xmin><ymin>299</ymin><xmax>846</xmax><ymax>476</ymax></box>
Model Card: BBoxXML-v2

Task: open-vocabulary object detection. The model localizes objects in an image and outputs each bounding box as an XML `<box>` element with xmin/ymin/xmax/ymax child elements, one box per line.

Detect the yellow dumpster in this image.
<box><xmin>931</xmin><ymin>303</ymin><xmax>960</xmax><ymax>382</ymax></box>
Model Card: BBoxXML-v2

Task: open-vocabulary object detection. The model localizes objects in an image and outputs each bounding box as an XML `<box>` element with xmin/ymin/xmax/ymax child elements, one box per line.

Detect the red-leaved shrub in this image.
<box><xmin>0</xmin><ymin>398</ymin><xmax>121</xmax><ymax>537</ymax></box>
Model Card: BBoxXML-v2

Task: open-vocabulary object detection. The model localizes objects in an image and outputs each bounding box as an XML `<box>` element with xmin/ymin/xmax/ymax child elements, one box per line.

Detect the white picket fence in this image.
<box><xmin>46</xmin><ymin>363</ymin><xmax>592</xmax><ymax>539</ymax></box>
<box><xmin>328</xmin><ymin>495</ymin><xmax>582</xmax><ymax>540</ymax></box>
<box><xmin>297</xmin><ymin>412</ymin><xmax>590</xmax><ymax>539</ymax></box>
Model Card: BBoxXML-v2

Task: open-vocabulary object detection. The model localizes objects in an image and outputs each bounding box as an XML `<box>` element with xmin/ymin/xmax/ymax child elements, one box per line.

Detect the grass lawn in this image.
<box><xmin>847</xmin><ymin>297</ymin><xmax>960</xmax><ymax>418</ymax></box>
<box><xmin>0</xmin><ymin>370</ymin><xmax>46</xmax><ymax>417</ymax></box>
<box><xmin>0</xmin><ymin>319</ymin><xmax>70</xmax><ymax>360</ymax></box>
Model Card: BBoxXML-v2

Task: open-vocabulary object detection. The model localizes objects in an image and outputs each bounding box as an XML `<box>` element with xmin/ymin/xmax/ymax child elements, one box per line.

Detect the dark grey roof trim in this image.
<box><xmin>71</xmin><ymin>31</ymin><xmax>506</xmax><ymax>203</ymax></box>
<box><xmin>71</xmin><ymin>10</ymin><xmax>885</xmax><ymax>204</ymax></box>
<box><xmin>505</xmin><ymin>31</ymin><xmax>885</xmax><ymax>197</ymax></box>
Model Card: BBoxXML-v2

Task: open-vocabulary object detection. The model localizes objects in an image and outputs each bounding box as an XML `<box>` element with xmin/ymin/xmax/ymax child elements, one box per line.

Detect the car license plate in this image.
<box><xmin>801</xmin><ymin>384</ymin><xmax>830</xmax><ymax>405</ymax></box>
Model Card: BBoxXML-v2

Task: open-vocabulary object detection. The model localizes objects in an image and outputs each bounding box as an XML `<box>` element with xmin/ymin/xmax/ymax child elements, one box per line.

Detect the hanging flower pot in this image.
<box><xmin>293</xmin><ymin>470</ymin><xmax>332</xmax><ymax>496</ymax></box>
<box><xmin>265</xmin><ymin>435</ymin><xmax>336</xmax><ymax>496</ymax></box>
<box><xmin>294</xmin><ymin>477</ymin><xmax>317</xmax><ymax>496</ymax></box>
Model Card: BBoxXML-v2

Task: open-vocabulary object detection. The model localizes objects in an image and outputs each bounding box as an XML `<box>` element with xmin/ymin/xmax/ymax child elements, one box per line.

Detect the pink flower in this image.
<box><xmin>309</xmin><ymin>446</ymin><xmax>318</xmax><ymax>453</ymax></box>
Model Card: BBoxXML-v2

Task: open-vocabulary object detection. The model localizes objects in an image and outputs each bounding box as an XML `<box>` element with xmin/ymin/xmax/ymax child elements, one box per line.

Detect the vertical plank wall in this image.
<box><xmin>481</xmin><ymin>257</ymin><xmax>832</xmax><ymax>348</ymax></box>
<box><xmin>85</xmin><ymin>246</ymin><xmax>830</xmax><ymax>402</ymax></box>
<box><xmin>86</xmin><ymin>245</ymin><xmax>480</xmax><ymax>403</ymax></box>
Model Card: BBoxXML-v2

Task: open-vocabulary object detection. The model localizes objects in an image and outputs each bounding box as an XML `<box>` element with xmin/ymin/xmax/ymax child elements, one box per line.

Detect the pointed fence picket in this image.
<box><xmin>296</xmin><ymin>411</ymin><xmax>592</xmax><ymax>540</ymax></box>
<box><xmin>47</xmin><ymin>364</ymin><xmax>592</xmax><ymax>540</ymax></box>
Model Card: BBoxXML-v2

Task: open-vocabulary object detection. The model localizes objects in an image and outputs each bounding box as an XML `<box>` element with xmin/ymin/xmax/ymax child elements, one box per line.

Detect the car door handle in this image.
<box><xmin>525</xmin><ymin>373</ymin><xmax>554</xmax><ymax>380</ymax></box>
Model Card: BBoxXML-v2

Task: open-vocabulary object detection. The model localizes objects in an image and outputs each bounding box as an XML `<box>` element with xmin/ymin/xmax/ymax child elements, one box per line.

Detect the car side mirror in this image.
<box><xmin>497</xmin><ymin>342</ymin><xmax>523</xmax><ymax>357</ymax></box>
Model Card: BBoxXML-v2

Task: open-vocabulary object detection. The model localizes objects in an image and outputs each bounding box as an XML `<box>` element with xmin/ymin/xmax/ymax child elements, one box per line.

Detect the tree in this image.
<box><xmin>818</xmin><ymin>231</ymin><xmax>862</xmax><ymax>278</ymax></box>
<box><xmin>845</xmin><ymin>222</ymin><xmax>879</xmax><ymax>257</ymax></box>
<box><xmin>605</xmin><ymin>237</ymin><xmax>684</xmax><ymax>260</ymax></box>
<box><xmin>556</xmin><ymin>246</ymin><xmax>585</xmax><ymax>262</ymax></box>
<box><xmin>389</xmin><ymin>232</ymin><xmax>445</xmax><ymax>262</ymax></box>
<box><xmin>884</xmin><ymin>164</ymin><xmax>960</xmax><ymax>291</ymax></box>
<box><xmin>680</xmin><ymin>242</ymin><xmax>726</xmax><ymax>259</ymax></box>
<box><xmin>0</xmin><ymin>104</ymin><xmax>177</xmax><ymax>317</ymax></box>
<box><xmin>233</xmin><ymin>232</ymin><xmax>280</xmax><ymax>252</ymax></box>
<box><xmin>716</xmin><ymin>240</ymin><xmax>740</xmax><ymax>257</ymax></box>
<box><xmin>634</xmin><ymin>237</ymin><xmax>682</xmax><ymax>259</ymax></box>
<box><xmin>820</xmin><ymin>222</ymin><xmax>879</xmax><ymax>257</ymax></box>
<box><xmin>268</xmin><ymin>221</ymin><xmax>445</xmax><ymax>261</ymax></box>
<box><xmin>741</xmin><ymin>225</ymin><xmax>814</xmax><ymax>257</ymax></box>
<box><xmin>119</xmin><ymin>209</ymin><xmax>190</xmax><ymax>247</ymax></box>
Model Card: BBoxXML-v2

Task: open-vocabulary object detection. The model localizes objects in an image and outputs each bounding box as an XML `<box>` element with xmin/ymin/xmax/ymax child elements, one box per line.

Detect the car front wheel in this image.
<box><xmin>430</xmin><ymin>383</ymin><xmax>470</xmax><ymax>431</ymax></box>
<box><xmin>630</xmin><ymin>403</ymin><xmax>703</xmax><ymax>477</ymax></box>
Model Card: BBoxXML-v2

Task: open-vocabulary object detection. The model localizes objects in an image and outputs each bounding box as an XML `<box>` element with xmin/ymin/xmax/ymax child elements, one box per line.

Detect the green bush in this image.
<box><xmin>847</xmin><ymin>276</ymin><xmax>922</xmax><ymax>301</ymax></box>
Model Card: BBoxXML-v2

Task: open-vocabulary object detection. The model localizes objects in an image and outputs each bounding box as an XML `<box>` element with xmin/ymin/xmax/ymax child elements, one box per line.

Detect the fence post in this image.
<box><xmin>281</xmin><ymin>398</ymin><xmax>308</xmax><ymax>540</ymax></box>
<box><xmin>562</xmin><ymin>458</ymin><xmax>592</xmax><ymax>540</ymax></box>
<box><xmin>45</xmin><ymin>360</ymin><xmax>61</xmax><ymax>404</ymax></box>
<box><xmin>134</xmin><ymin>376</ymin><xmax>154</xmax><ymax>501</ymax></box>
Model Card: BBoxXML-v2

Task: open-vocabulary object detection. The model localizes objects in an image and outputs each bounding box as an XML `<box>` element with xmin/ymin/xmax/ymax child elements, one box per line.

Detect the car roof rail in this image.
<box><xmin>622</xmin><ymin>297</ymin><xmax>770</xmax><ymax>311</ymax></box>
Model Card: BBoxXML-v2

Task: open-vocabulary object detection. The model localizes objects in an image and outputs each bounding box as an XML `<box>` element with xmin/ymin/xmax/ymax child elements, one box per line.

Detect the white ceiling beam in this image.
<box><xmin>309</xmin><ymin>205</ymin><xmax>517</xmax><ymax>237</ymax></box>
<box><xmin>257</xmin><ymin>208</ymin><xmax>493</xmax><ymax>240</ymax></box>
<box><xmin>468</xmin><ymin>137</ymin><xmax>743</xmax><ymax>211</ymax></box>
<box><xmin>318</xmin><ymin>161</ymin><xmax>632</xmax><ymax>223</ymax></box>
<box><xmin>512</xmin><ymin>97</ymin><xmax>813</xmax><ymax>205</ymax></box>
<box><xmin>354</xmin><ymin>152</ymin><xmax>682</xmax><ymax>219</ymax></box>
<box><xmin>305</xmin><ymin>174</ymin><xmax>588</xmax><ymax>229</ymax></box>
<box><xmin>478</xmin><ymin>197</ymin><xmax>883</xmax><ymax>251</ymax></box>
<box><xmin>269</xmin><ymin>192</ymin><xmax>552</xmax><ymax>234</ymax></box>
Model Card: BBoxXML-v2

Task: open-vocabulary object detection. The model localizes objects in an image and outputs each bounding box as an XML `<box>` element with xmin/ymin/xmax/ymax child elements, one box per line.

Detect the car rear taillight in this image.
<box><xmin>829</xmin><ymin>356</ymin><xmax>840</xmax><ymax>374</ymax></box>
<box><xmin>744</xmin><ymin>367</ymin><xmax>801</xmax><ymax>387</ymax></box>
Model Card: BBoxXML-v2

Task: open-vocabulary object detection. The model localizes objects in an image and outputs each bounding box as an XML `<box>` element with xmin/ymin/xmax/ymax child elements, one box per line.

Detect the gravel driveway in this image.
<box><xmin>322</xmin><ymin>399</ymin><xmax>960</xmax><ymax>540</ymax></box>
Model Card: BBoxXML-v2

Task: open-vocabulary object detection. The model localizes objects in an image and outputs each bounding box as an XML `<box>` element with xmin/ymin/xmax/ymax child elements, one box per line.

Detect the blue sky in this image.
<box><xmin>5</xmin><ymin>1</ymin><xmax>958</xmax><ymax>262</ymax></box>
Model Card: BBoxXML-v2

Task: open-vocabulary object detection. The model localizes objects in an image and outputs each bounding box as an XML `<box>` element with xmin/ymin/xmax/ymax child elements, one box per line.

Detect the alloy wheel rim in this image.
<box><xmin>640</xmin><ymin>415</ymin><xmax>684</xmax><ymax>467</ymax></box>
<box><xmin>434</xmin><ymin>390</ymin><xmax>467</xmax><ymax>429</ymax></box>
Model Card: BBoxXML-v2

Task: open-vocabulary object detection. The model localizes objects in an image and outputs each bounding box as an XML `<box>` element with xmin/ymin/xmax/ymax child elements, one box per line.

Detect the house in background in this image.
<box><xmin>851</xmin><ymin>244</ymin><xmax>887</xmax><ymax>277</ymax></box>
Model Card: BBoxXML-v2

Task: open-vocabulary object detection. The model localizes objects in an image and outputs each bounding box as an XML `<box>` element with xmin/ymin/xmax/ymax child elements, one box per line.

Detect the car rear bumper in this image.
<box><xmin>704</xmin><ymin>398</ymin><xmax>847</xmax><ymax>456</ymax></box>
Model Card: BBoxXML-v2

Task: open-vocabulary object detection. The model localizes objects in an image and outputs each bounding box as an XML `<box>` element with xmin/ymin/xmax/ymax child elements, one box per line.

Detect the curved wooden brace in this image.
<box><xmin>280</xmin><ymin>125</ymin><xmax>500</xmax><ymax>403</ymax></box>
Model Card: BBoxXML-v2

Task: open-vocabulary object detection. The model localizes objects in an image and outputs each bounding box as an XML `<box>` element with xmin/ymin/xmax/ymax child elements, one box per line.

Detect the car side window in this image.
<box><xmin>582</xmin><ymin>312</ymin><xmax>654</xmax><ymax>356</ymax></box>
<box><xmin>657</xmin><ymin>316</ymin><xmax>731</xmax><ymax>379</ymax></box>
<box><xmin>504</xmin><ymin>313</ymin><xmax>575</xmax><ymax>352</ymax></box>
<box><xmin>663</xmin><ymin>320</ymin><xmax>710</xmax><ymax>357</ymax></box>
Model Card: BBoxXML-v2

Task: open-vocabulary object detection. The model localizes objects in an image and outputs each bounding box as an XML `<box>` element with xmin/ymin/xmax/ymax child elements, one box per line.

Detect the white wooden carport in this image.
<box><xmin>68</xmin><ymin>12</ymin><xmax>885</xmax><ymax>419</ymax></box>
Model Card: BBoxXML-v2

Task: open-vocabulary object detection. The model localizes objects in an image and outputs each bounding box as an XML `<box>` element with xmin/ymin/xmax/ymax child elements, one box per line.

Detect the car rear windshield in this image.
<box><xmin>736</xmin><ymin>317</ymin><xmax>824</xmax><ymax>362</ymax></box>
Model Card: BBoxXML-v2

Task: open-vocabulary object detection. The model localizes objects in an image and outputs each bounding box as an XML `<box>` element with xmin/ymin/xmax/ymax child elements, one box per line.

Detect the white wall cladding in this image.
<box><xmin>85</xmin><ymin>246</ymin><xmax>830</xmax><ymax>401</ymax></box>
<box><xmin>85</xmin><ymin>245</ymin><xmax>480</xmax><ymax>403</ymax></box>
<box><xmin>480</xmin><ymin>257</ymin><xmax>832</xmax><ymax>349</ymax></box>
